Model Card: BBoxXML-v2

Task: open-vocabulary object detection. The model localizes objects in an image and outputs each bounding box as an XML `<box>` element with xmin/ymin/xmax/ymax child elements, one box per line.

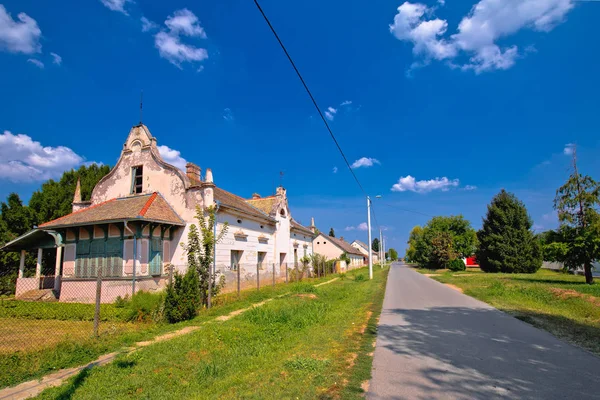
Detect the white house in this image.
<box><xmin>312</xmin><ymin>230</ymin><xmax>364</xmax><ymax>268</ymax></box>
<box><xmin>350</xmin><ymin>240</ymin><xmax>379</xmax><ymax>264</ymax></box>
<box><xmin>1</xmin><ymin>124</ymin><xmax>315</xmax><ymax>302</ymax></box>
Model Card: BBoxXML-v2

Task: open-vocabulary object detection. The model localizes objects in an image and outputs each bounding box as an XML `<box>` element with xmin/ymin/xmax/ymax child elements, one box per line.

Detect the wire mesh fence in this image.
<box><xmin>0</xmin><ymin>258</ymin><xmax>364</xmax><ymax>371</ymax></box>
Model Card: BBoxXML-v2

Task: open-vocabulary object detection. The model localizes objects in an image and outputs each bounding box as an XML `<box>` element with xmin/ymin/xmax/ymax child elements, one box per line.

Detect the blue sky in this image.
<box><xmin>1</xmin><ymin>0</ymin><xmax>599</xmax><ymax>253</ymax></box>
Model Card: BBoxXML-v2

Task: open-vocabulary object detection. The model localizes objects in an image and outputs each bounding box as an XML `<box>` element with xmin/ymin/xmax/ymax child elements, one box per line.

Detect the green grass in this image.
<box><xmin>0</xmin><ymin>273</ymin><xmax>356</xmax><ymax>390</ymax></box>
<box><xmin>35</xmin><ymin>267</ymin><xmax>389</xmax><ymax>399</ymax></box>
<box><xmin>0</xmin><ymin>299</ymin><xmax>128</xmax><ymax>321</ymax></box>
<box><xmin>415</xmin><ymin>267</ymin><xmax>600</xmax><ymax>355</ymax></box>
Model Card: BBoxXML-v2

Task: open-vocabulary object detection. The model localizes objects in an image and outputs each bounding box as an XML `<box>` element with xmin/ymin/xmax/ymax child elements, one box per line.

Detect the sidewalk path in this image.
<box><xmin>369</xmin><ymin>263</ymin><xmax>600</xmax><ymax>399</ymax></box>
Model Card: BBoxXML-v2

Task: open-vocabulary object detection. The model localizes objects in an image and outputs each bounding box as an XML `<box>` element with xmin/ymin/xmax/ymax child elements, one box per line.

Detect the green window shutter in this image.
<box><xmin>105</xmin><ymin>238</ymin><xmax>123</xmax><ymax>277</ymax></box>
<box><xmin>149</xmin><ymin>238</ymin><xmax>162</xmax><ymax>276</ymax></box>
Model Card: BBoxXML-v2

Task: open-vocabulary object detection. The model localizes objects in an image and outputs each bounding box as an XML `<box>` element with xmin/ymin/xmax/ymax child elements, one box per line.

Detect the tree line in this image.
<box><xmin>405</xmin><ymin>156</ymin><xmax>599</xmax><ymax>283</ymax></box>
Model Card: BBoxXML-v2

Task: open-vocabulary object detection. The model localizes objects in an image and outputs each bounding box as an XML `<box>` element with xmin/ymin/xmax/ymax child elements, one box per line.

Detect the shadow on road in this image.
<box><xmin>376</xmin><ymin>306</ymin><xmax>600</xmax><ymax>400</ymax></box>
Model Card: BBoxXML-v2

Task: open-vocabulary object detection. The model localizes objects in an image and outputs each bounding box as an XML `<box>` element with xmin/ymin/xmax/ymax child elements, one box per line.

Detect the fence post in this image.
<box><xmin>237</xmin><ymin>263</ymin><xmax>241</xmax><ymax>297</ymax></box>
<box><xmin>285</xmin><ymin>263</ymin><xmax>288</xmax><ymax>284</ymax></box>
<box><xmin>295</xmin><ymin>263</ymin><xmax>298</xmax><ymax>283</ymax></box>
<box><xmin>93</xmin><ymin>269</ymin><xmax>102</xmax><ymax>337</ymax></box>
<box><xmin>257</xmin><ymin>263</ymin><xmax>260</xmax><ymax>291</ymax></box>
<box><xmin>272</xmin><ymin>263</ymin><xmax>275</xmax><ymax>287</ymax></box>
<box><xmin>169</xmin><ymin>265</ymin><xmax>174</xmax><ymax>286</ymax></box>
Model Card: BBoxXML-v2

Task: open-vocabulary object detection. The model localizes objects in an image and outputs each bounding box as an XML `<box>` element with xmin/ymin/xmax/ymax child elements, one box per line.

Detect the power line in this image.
<box><xmin>252</xmin><ymin>0</ymin><xmax>366</xmax><ymax>196</ymax></box>
<box><xmin>380</xmin><ymin>202</ymin><xmax>433</xmax><ymax>218</ymax></box>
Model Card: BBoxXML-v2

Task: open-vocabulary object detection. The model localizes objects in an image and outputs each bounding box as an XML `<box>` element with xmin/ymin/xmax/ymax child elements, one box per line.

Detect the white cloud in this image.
<box><xmin>464</xmin><ymin>185</ymin><xmax>477</xmax><ymax>191</ymax></box>
<box><xmin>164</xmin><ymin>9</ymin><xmax>206</xmax><ymax>38</ymax></box>
<box><xmin>563</xmin><ymin>143</ymin><xmax>575</xmax><ymax>155</ymax></box>
<box><xmin>391</xmin><ymin>175</ymin><xmax>459</xmax><ymax>193</ymax></box>
<box><xmin>325</xmin><ymin>107</ymin><xmax>337</xmax><ymax>121</ymax></box>
<box><xmin>345</xmin><ymin>222</ymin><xmax>370</xmax><ymax>231</ymax></box>
<box><xmin>0</xmin><ymin>5</ymin><xmax>41</xmax><ymax>54</ymax></box>
<box><xmin>141</xmin><ymin>17</ymin><xmax>158</xmax><ymax>32</ymax></box>
<box><xmin>340</xmin><ymin>100</ymin><xmax>352</xmax><ymax>106</ymax></box>
<box><xmin>223</xmin><ymin>108</ymin><xmax>234</xmax><ymax>122</ymax></box>
<box><xmin>154</xmin><ymin>9</ymin><xmax>208</xmax><ymax>68</ymax></box>
<box><xmin>438</xmin><ymin>0</ymin><xmax>446</xmax><ymax>5</ymax></box>
<box><xmin>333</xmin><ymin>166</ymin><xmax>338</xmax><ymax>174</ymax></box>
<box><xmin>157</xmin><ymin>145</ymin><xmax>187</xmax><ymax>171</ymax></box>
<box><xmin>351</xmin><ymin>157</ymin><xmax>381</xmax><ymax>169</ymax></box>
<box><xmin>390</xmin><ymin>0</ymin><xmax>575</xmax><ymax>74</ymax></box>
<box><xmin>0</xmin><ymin>131</ymin><xmax>88</xmax><ymax>182</ymax></box>
<box><xmin>27</xmin><ymin>58</ymin><xmax>44</xmax><ymax>68</ymax></box>
<box><xmin>50</xmin><ymin>52</ymin><xmax>62</xmax><ymax>65</ymax></box>
<box><xmin>100</xmin><ymin>0</ymin><xmax>133</xmax><ymax>15</ymax></box>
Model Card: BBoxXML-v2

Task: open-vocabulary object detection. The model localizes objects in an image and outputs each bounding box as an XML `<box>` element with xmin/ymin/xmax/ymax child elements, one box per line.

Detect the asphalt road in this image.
<box><xmin>368</xmin><ymin>262</ymin><xmax>600</xmax><ymax>400</ymax></box>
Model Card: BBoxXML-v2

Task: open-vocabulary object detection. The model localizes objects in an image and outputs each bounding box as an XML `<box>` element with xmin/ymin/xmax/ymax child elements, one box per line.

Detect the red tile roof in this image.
<box><xmin>39</xmin><ymin>193</ymin><xmax>184</xmax><ymax>228</ymax></box>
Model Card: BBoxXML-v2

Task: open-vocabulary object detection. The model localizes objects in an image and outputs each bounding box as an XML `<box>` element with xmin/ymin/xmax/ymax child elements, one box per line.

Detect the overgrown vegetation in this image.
<box><xmin>36</xmin><ymin>266</ymin><xmax>389</xmax><ymax>399</ymax></box>
<box><xmin>0</xmin><ymin>272</ymin><xmax>347</xmax><ymax>389</ymax></box>
<box><xmin>448</xmin><ymin>258</ymin><xmax>466</xmax><ymax>271</ymax></box>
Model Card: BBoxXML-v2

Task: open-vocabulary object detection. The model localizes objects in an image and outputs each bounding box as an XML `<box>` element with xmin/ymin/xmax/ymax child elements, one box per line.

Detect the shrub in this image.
<box><xmin>448</xmin><ymin>259</ymin><xmax>466</xmax><ymax>272</ymax></box>
<box><xmin>122</xmin><ymin>291</ymin><xmax>164</xmax><ymax>323</ymax></box>
<box><xmin>164</xmin><ymin>267</ymin><xmax>201</xmax><ymax>323</ymax></box>
<box><xmin>114</xmin><ymin>295</ymin><xmax>129</xmax><ymax>309</ymax></box>
<box><xmin>354</xmin><ymin>274</ymin><xmax>366</xmax><ymax>282</ymax></box>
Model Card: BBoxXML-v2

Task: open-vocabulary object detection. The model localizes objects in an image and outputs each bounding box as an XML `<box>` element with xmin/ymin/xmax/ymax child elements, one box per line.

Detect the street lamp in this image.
<box><xmin>374</xmin><ymin>195</ymin><xmax>383</xmax><ymax>268</ymax></box>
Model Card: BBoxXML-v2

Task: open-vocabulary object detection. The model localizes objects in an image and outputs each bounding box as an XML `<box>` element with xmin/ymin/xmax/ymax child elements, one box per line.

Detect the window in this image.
<box><xmin>257</xmin><ymin>251</ymin><xmax>267</xmax><ymax>270</ymax></box>
<box><xmin>231</xmin><ymin>250</ymin><xmax>243</xmax><ymax>271</ymax></box>
<box><xmin>131</xmin><ymin>166</ymin><xmax>143</xmax><ymax>194</ymax></box>
<box><xmin>280</xmin><ymin>209</ymin><xmax>286</xmax><ymax>218</ymax></box>
<box><xmin>149</xmin><ymin>238</ymin><xmax>163</xmax><ymax>276</ymax></box>
<box><xmin>75</xmin><ymin>238</ymin><xmax>123</xmax><ymax>278</ymax></box>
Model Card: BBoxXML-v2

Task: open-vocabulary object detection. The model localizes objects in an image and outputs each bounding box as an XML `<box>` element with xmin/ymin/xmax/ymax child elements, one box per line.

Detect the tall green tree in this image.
<box><xmin>405</xmin><ymin>225</ymin><xmax>424</xmax><ymax>264</ymax></box>
<box><xmin>477</xmin><ymin>190</ymin><xmax>542</xmax><ymax>273</ymax></box>
<box><xmin>552</xmin><ymin>154</ymin><xmax>600</xmax><ymax>284</ymax></box>
<box><xmin>405</xmin><ymin>216</ymin><xmax>477</xmax><ymax>269</ymax></box>
<box><xmin>328</xmin><ymin>228</ymin><xmax>335</xmax><ymax>237</ymax></box>
<box><xmin>372</xmin><ymin>237</ymin><xmax>380</xmax><ymax>252</ymax></box>
<box><xmin>388</xmin><ymin>248</ymin><xmax>398</xmax><ymax>261</ymax></box>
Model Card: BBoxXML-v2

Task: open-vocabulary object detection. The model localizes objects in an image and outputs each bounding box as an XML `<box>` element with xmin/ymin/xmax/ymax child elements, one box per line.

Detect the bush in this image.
<box><xmin>448</xmin><ymin>259</ymin><xmax>466</xmax><ymax>272</ymax></box>
<box><xmin>164</xmin><ymin>267</ymin><xmax>201</xmax><ymax>323</ymax></box>
<box><xmin>122</xmin><ymin>291</ymin><xmax>164</xmax><ymax>323</ymax></box>
<box><xmin>354</xmin><ymin>274</ymin><xmax>366</xmax><ymax>282</ymax></box>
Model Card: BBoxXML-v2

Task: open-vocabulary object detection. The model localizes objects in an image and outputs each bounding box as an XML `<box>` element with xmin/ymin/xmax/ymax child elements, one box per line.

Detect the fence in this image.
<box><xmin>0</xmin><ymin>258</ymin><xmax>363</xmax><ymax>375</ymax></box>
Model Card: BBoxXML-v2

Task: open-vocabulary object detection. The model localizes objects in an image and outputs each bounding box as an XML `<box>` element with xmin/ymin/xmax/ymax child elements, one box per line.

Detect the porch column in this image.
<box><xmin>36</xmin><ymin>248</ymin><xmax>42</xmax><ymax>279</ymax></box>
<box><xmin>18</xmin><ymin>250</ymin><xmax>26</xmax><ymax>279</ymax></box>
<box><xmin>54</xmin><ymin>246</ymin><xmax>63</xmax><ymax>290</ymax></box>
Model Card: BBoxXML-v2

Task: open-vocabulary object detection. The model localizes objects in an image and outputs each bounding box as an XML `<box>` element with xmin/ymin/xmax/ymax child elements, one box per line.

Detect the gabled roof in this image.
<box><xmin>39</xmin><ymin>193</ymin><xmax>185</xmax><ymax>229</ymax></box>
<box><xmin>351</xmin><ymin>240</ymin><xmax>369</xmax><ymax>252</ymax></box>
<box><xmin>214</xmin><ymin>187</ymin><xmax>276</xmax><ymax>224</ymax></box>
<box><xmin>245</xmin><ymin>196</ymin><xmax>278</xmax><ymax>216</ymax></box>
<box><xmin>290</xmin><ymin>219</ymin><xmax>314</xmax><ymax>236</ymax></box>
<box><xmin>317</xmin><ymin>233</ymin><xmax>363</xmax><ymax>256</ymax></box>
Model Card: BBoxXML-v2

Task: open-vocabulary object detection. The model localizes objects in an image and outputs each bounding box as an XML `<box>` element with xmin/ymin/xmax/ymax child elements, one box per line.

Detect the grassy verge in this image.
<box><xmin>36</xmin><ymin>267</ymin><xmax>389</xmax><ymax>399</ymax></box>
<box><xmin>415</xmin><ymin>267</ymin><xmax>600</xmax><ymax>355</ymax></box>
<box><xmin>0</xmin><ymin>273</ymin><xmax>346</xmax><ymax>390</ymax></box>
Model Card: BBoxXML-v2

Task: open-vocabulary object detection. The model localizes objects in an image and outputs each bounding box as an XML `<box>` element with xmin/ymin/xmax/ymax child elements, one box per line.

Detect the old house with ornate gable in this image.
<box><xmin>1</xmin><ymin>124</ymin><xmax>314</xmax><ymax>303</ymax></box>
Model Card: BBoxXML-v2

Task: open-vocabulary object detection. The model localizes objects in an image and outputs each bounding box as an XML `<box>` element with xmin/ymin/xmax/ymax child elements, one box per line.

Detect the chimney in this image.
<box><xmin>205</xmin><ymin>168</ymin><xmax>213</xmax><ymax>183</ymax></box>
<box><xmin>252</xmin><ymin>193</ymin><xmax>261</xmax><ymax>199</ymax></box>
<box><xmin>186</xmin><ymin>163</ymin><xmax>201</xmax><ymax>184</ymax></box>
<box><xmin>340</xmin><ymin>237</ymin><xmax>345</xmax><ymax>242</ymax></box>
<box><xmin>73</xmin><ymin>177</ymin><xmax>82</xmax><ymax>204</ymax></box>
<box><xmin>310</xmin><ymin>217</ymin><xmax>316</xmax><ymax>233</ymax></box>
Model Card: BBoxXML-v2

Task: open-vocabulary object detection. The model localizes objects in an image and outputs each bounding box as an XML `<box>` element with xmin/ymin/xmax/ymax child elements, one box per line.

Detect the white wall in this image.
<box><xmin>215</xmin><ymin>212</ymin><xmax>276</xmax><ymax>270</ymax></box>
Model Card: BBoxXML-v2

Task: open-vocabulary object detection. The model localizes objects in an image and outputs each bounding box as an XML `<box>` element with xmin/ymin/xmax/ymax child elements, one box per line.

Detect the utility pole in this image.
<box><xmin>379</xmin><ymin>228</ymin><xmax>383</xmax><ymax>267</ymax></box>
<box><xmin>367</xmin><ymin>196</ymin><xmax>373</xmax><ymax>280</ymax></box>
